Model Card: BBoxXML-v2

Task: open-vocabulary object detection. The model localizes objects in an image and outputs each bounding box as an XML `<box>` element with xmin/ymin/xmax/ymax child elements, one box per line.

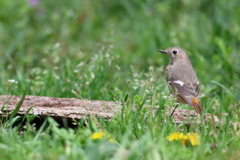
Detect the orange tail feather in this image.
<box><xmin>192</xmin><ymin>98</ymin><xmax>203</xmax><ymax>115</ymax></box>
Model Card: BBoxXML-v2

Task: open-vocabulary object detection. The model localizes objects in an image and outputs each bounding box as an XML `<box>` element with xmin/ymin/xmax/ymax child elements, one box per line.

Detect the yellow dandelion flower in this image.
<box><xmin>91</xmin><ymin>131</ymin><xmax>106</xmax><ymax>140</ymax></box>
<box><xmin>187</xmin><ymin>132</ymin><xmax>199</xmax><ymax>146</ymax></box>
<box><xmin>167</xmin><ymin>132</ymin><xmax>200</xmax><ymax>146</ymax></box>
<box><xmin>90</xmin><ymin>131</ymin><xmax>114</xmax><ymax>143</ymax></box>
<box><xmin>166</xmin><ymin>132</ymin><xmax>184</xmax><ymax>141</ymax></box>
<box><xmin>178</xmin><ymin>132</ymin><xmax>184</xmax><ymax>140</ymax></box>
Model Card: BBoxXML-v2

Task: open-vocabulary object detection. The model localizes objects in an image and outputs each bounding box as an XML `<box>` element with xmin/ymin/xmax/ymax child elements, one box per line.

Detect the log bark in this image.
<box><xmin>0</xmin><ymin>95</ymin><xmax>120</xmax><ymax>121</ymax></box>
<box><xmin>0</xmin><ymin>95</ymin><xmax>236</xmax><ymax>128</ymax></box>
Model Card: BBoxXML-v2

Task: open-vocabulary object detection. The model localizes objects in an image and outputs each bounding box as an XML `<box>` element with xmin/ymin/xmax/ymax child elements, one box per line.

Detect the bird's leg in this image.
<box><xmin>170</xmin><ymin>104</ymin><xmax>179</xmax><ymax>118</ymax></box>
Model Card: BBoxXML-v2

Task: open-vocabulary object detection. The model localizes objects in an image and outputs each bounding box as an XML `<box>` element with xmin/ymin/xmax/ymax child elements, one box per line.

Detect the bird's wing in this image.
<box><xmin>165</xmin><ymin>66</ymin><xmax>200</xmax><ymax>104</ymax></box>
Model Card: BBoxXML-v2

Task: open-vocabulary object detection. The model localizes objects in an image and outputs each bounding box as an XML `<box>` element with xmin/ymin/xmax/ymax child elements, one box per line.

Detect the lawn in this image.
<box><xmin>0</xmin><ymin>0</ymin><xmax>240</xmax><ymax>159</ymax></box>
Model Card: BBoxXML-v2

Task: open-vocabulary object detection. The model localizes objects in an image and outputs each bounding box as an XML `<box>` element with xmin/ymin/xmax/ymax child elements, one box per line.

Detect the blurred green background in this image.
<box><xmin>1</xmin><ymin>0</ymin><xmax>239</xmax><ymax>111</ymax></box>
<box><xmin>1</xmin><ymin>1</ymin><xmax>240</xmax><ymax>159</ymax></box>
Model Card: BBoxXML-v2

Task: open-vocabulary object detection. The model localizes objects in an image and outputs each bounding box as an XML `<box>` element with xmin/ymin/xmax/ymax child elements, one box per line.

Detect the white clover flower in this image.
<box><xmin>8</xmin><ymin>79</ymin><xmax>18</xmax><ymax>84</ymax></box>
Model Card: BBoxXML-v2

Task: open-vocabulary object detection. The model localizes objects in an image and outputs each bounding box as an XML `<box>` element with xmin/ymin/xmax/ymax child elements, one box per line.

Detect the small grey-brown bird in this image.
<box><xmin>158</xmin><ymin>47</ymin><xmax>203</xmax><ymax>117</ymax></box>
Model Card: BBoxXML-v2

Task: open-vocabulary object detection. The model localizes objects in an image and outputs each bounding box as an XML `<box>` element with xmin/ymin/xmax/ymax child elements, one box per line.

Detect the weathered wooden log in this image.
<box><xmin>0</xmin><ymin>95</ymin><xmax>236</xmax><ymax>128</ymax></box>
<box><xmin>0</xmin><ymin>95</ymin><xmax>120</xmax><ymax>120</ymax></box>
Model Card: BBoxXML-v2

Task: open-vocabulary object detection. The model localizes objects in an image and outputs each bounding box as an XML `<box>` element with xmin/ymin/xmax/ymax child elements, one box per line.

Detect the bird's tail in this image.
<box><xmin>192</xmin><ymin>98</ymin><xmax>203</xmax><ymax>115</ymax></box>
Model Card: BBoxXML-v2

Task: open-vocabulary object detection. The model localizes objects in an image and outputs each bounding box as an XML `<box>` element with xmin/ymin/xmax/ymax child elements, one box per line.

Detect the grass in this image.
<box><xmin>0</xmin><ymin>0</ymin><xmax>240</xmax><ymax>159</ymax></box>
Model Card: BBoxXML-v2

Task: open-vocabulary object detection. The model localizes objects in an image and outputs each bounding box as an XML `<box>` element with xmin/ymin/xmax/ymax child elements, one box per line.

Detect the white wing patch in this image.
<box><xmin>174</xmin><ymin>80</ymin><xmax>184</xmax><ymax>86</ymax></box>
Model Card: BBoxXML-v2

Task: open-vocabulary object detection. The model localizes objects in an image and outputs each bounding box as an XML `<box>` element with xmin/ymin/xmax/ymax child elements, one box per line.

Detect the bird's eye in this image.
<box><xmin>173</xmin><ymin>50</ymin><xmax>177</xmax><ymax>54</ymax></box>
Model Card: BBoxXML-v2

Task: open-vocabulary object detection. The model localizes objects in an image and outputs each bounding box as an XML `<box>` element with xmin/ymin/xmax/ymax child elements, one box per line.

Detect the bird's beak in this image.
<box><xmin>158</xmin><ymin>50</ymin><xmax>167</xmax><ymax>54</ymax></box>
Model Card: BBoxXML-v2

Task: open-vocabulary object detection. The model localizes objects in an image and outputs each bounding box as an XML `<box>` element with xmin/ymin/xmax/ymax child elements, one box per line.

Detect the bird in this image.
<box><xmin>158</xmin><ymin>47</ymin><xmax>203</xmax><ymax>117</ymax></box>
